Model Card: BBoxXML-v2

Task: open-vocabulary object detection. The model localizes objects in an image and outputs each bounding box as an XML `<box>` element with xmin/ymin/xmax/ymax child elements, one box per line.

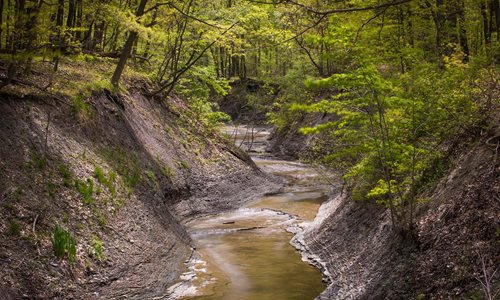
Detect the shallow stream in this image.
<box><xmin>168</xmin><ymin>125</ymin><xmax>329</xmax><ymax>300</ymax></box>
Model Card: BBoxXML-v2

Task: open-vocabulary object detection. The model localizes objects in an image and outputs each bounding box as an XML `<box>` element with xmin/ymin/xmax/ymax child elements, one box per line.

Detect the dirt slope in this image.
<box><xmin>297</xmin><ymin>125</ymin><xmax>499</xmax><ymax>299</ymax></box>
<box><xmin>0</xmin><ymin>89</ymin><xmax>279</xmax><ymax>299</ymax></box>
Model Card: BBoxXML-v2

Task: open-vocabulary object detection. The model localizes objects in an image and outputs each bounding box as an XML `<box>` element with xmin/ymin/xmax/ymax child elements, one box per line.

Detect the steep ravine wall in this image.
<box><xmin>287</xmin><ymin>127</ymin><xmax>500</xmax><ymax>299</ymax></box>
<box><xmin>0</xmin><ymin>90</ymin><xmax>279</xmax><ymax>299</ymax></box>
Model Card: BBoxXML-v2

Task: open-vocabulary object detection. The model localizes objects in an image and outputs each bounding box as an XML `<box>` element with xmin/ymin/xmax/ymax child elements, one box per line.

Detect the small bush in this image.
<box><xmin>71</xmin><ymin>94</ymin><xmax>92</xmax><ymax>119</ymax></box>
<box><xmin>75</xmin><ymin>53</ymin><xmax>98</xmax><ymax>62</ymax></box>
<box><xmin>93</xmin><ymin>166</ymin><xmax>117</xmax><ymax>197</ymax></box>
<box><xmin>75</xmin><ymin>178</ymin><xmax>94</xmax><ymax>205</ymax></box>
<box><xmin>94</xmin><ymin>165</ymin><xmax>106</xmax><ymax>185</ymax></box>
<box><xmin>107</xmin><ymin>172</ymin><xmax>117</xmax><ymax>197</ymax></box>
<box><xmin>52</xmin><ymin>225</ymin><xmax>77</xmax><ymax>262</ymax></box>
<box><xmin>7</xmin><ymin>219</ymin><xmax>22</xmax><ymax>236</ymax></box>
<box><xmin>91</xmin><ymin>237</ymin><xmax>104</xmax><ymax>261</ymax></box>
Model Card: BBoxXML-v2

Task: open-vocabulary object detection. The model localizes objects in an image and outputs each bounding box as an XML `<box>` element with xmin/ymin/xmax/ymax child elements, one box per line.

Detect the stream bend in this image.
<box><xmin>168</xmin><ymin>125</ymin><xmax>330</xmax><ymax>300</ymax></box>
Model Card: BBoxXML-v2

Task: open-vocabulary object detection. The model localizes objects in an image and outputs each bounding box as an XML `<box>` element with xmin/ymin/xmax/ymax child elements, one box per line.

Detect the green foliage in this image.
<box><xmin>75</xmin><ymin>178</ymin><xmax>94</xmax><ymax>205</ymax></box>
<box><xmin>46</xmin><ymin>182</ymin><xmax>57</xmax><ymax>199</ymax></box>
<box><xmin>71</xmin><ymin>95</ymin><xmax>92</xmax><ymax>120</ymax></box>
<box><xmin>207</xmin><ymin>111</ymin><xmax>232</xmax><ymax>125</ymax></box>
<box><xmin>95</xmin><ymin>211</ymin><xmax>107</xmax><ymax>229</ymax></box>
<box><xmin>94</xmin><ymin>165</ymin><xmax>106</xmax><ymax>185</ymax></box>
<box><xmin>52</xmin><ymin>225</ymin><xmax>77</xmax><ymax>262</ymax></box>
<box><xmin>91</xmin><ymin>237</ymin><xmax>105</xmax><ymax>261</ymax></box>
<box><xmin>144</xmin><ymin>170</ymin><xmax>159</xmax><ymax>189</ymax></box>
<box><xmin>0</xmin><ymin>0</ymin><xmax>496</xmax><ymax>235</ymax></box>
<box><xmin>174</xmin><ymin>65</ymin><xmax>233</xmax><ymax>129</ymax></box>
<box><xmin>292</xmin><ymin>59</ymin><xmax>492</xmax><ymax>230</ymax></box>
<box><xmin>84</xmin><ymin>79</ymin><xmax>114</xmax><ymax>94</ymax></box>
<box><xmin>26</xmin><ymin>151</ymin><xmax>46</xmax><ymax>170</ymax></box>
<box><xmin>177</xmin><ymin>160</ymin><xmax>190</xmax><ymax>170</ymax></box>
<box><xmin>160</xmin><ymin>165</ymin><xmax>176</xmax><ymax>178</ymax></box>
<box><xmin>59</xmin><ymin>164</ymin><xmax>73</xmax><ymax>187</ymax></box>
<box><xmin>416</xmin><ymin>294</ymin><xmax>426</xmax><ymax>300</ymax></box>
<box><xmin>103</xmin><ymin>147</ymin><xmax>141</xmax><ymax>191</ymax></box>
<box><xmin>94</xmin><ymin>165</ymin><xmax>117</xmax><ymax>197</ymax></box>
<box><xmin>7</xmin><ymin>219</ymin><xmax>22</xmax><ymax>236</ymax></box>
<box><xmin>107</xmin><ymin>172</ymin><xmax>117</xmax><ymax>197</ymax></box>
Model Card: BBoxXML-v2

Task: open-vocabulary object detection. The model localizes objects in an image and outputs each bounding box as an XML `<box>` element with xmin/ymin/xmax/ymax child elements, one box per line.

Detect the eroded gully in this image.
<box><xmin>167</xmin><ymin>125</ymin><xmax>332</xmax><ymax>300</ymax></box>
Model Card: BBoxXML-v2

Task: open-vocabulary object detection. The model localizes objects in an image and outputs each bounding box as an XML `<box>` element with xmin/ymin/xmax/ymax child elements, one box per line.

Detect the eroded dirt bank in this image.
<box><xmin>276</xmin><ymin>125</ymin><xmax>500</xmax><ymax>299</ymax></box>
<box><xmin>0</xmin><ymin>90</ymin><xmax>279</xmax><ymax>299</ymax></box>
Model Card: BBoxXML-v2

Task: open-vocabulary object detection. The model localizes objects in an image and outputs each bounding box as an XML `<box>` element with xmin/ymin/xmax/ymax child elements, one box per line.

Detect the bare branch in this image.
<box><xmin>285</xmin><ymin>0</ymin><xmax>413</xmax><ymax>15</ymax></box>
<box><xmin>354</xmin><ymin>5</ymin><xmax>390</xmax><ymax>43</ymax></box>
<box><xmin>144</xmin><ymin>1</ymin><xmax>225</xmax><ymax>29</ymax></box>
<box><xmin>147</xmin><ymin>22</ymin><xmax>239</xmax><ymax>97</ymax></box>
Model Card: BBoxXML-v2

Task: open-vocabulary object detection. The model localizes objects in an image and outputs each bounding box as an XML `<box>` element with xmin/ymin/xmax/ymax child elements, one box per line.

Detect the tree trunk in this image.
<box><xmin>75</xmin><ymin>0</ymin><xmax>82</xmax><ymax>40</ymax></box>
<box><xmin>67</xmin><ymin>0</ymin><xmax>75</xmax><ymax>28</ymax></box>
<box><xmin>241</xmin><ymin>55</ymin><xmax>246</xmax><ymax>79</ymax></box>
<box><xmin>110</xmin><ymin>0</ymin><xmax>148</xmax><ymax>86</ymax></box>
<box><xmin>483</xmin><ymin>2</ymin><xmax>491</xmax><ymax>45</ymax></box>
<box><xmin>14</xmin><ymin>0</ymin><xmax>26</xmax><ymax>51</ymax></box>
<box><xmin>82</xmin><ymin>20</ymin><xmax>93</xmax><ymax>50</ymax></box>
<box><xmin>93</xmin><ymin>21</ymin><xmax>105</xmax><ymax>51</ymax></box>
<box><xmin>53</xmin><ymin>0</ymin><xmax>64</xmax><ymax>71</ymax></box>
<box><xmin>257</xmin><ymin>44</ymin><xmax>261</xmax><ymax>77</ymax></box>
<box><xmin>111</xmin><ymin>31</ymin><xmax>137</xmax><ymax>86</ymax></box>
<box><xmin>494</xmin><ymin>0</ymin><xmax>500</xmax><ymax>41</ymax></box>
<box><xmin>407</xmin><ymin>5</ymin><xmax>414</xmax><ymax>46</ymax></box>
<box><xmin>456</xmin><ymin>1</ymin><xmax>469</xmax><ymax>58</ymax></box>
<box><xmin>0</xmin><ymin>0</ymin><xmax>3</xmax><ymax>50</ymax></box>
<box><xmin>210</xmin><ymin>47</ymin><xmax>220</xmax><ymax>77</ymax></box>
<box><xmin>56</xmin><ymin>0</ymin><xmax>63</xmax><ymax>27</ymax></box>
<box><xmin>6</xmin><ymin>0</ymin><xmax>11</xmax><ymax>51</ymax></box>
<box><xmin>219</xmin><ymin>47</ymin><xmax>225</xmax><ymax>77</ymax></box>
<box><xmin>435</xmin><ymin>0</ymin><xmax>444</xmax><ymax>55</ymax></box>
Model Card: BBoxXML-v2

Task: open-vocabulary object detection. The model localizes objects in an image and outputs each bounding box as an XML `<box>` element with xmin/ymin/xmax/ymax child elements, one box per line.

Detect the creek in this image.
<box><xmin>168</xmin><ymin>125</ymin><xmax>329</xmax><ymax>300</ymax></box>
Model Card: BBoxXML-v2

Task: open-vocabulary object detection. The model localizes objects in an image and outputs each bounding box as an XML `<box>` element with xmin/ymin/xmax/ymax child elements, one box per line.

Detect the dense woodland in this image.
<box><xmin>0</xmin><ymin>0</ymin><xmax>499</xmax><ymax>299</ymax></box>
<box><xmin>0</xmin><ymin>0</ymin><xmax>498</xmax><ymax>232</ymax></box>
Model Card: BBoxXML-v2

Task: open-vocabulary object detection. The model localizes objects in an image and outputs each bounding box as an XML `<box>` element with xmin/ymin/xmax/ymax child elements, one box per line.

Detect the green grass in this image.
<box><xmin>103</xmin><ymin>147</ymin><xmax>142</xmax><ymax>191</ymax></box>
<box><xmin>91</xmin><ymin>237</ymin><xmax>105</xmax><ymax>261</ymax></box>
<box><xmin>94</xmin><ymin>165</ymin><xmax>106</xmax><ymax>184</ymax></box>
<box><xmin>96</xmin><ymin>210</ymin><xmax>107</xmax><ymax>229</ymax></box>
<box><xmin>160</xmin><ymin>165</ymin><xmax>175</xmax><ymax>178</ymax></box>
<box><xmin>46</xmin><ymin>181</ymin><xmax>57</xmax><ymax>199</ymax></box>
<box><xmin>177</xmin><ymin>160</ymin><xmax>190</xmax><ymax>170</ymax></box>
<box><xmin>84</xmin><ymin>79</ymin><xmax>114</xmax><ymax>94</ymax></box>
<box><xmin>7</xmin><ymin>219</ymin><xmax>22</xmax><ymax>236</ymax></box>
<box><xmin>26</xmin><ymin>150</ymin><xmax>46</xmax><ymax>170</ymax></box>
<box><xmin>75</xmin><ymin>178</ymin><xmax>94</xmax><ymax>205</ymax></box>
<box><xmin>52</xmin><ymin>225</ymin><xmax>77</xmax><ymax>262</ymax></box>
<box><xmin>93</xmin><ymin>165</ymin><xmax>117</xmax><ymax>197</ymax></box>
<box><xmin>71</xmin><ymin>94</ymin><xmax>93</xmax><ymax>120</ymax></box>
<box><xmin>59</xmin><ymin>164</ymin><xmax>73</xmax><ymax>187</ymax></box>
<box><xmin>144</xmin><ymin>170</ymin><xmax>160</xmax><ymax>189</ymax></box>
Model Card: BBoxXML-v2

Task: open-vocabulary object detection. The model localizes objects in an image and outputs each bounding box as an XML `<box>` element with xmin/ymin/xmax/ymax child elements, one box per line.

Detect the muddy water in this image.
<box><xmin>168</xmin><ymin>125</ymin><xmax>328</xmax><ymax>300</ymax></box>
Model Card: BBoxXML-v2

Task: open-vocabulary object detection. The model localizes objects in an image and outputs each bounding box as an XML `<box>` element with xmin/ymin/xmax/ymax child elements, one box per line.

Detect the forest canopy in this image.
<box><xmin>0</xmin><ymin>0</ymin><xmax>498</xmax><ymax>231</ymax></box>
